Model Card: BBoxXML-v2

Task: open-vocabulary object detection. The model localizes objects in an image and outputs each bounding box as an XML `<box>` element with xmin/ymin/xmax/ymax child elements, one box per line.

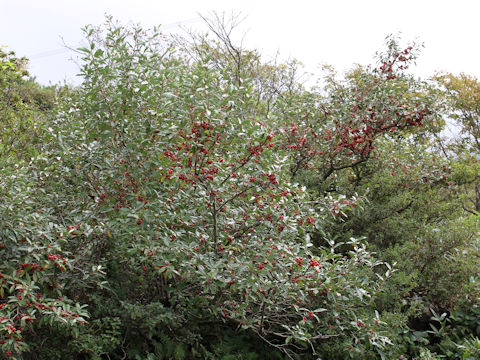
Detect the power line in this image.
<box><xmin>28</xmin><ymin>48</ymin><xmax>70</xmax><ymax>59</ymax></box>
<box><xmin>162</xmin><ymin>17</ymin><xmax>201</xmax><ymax>29</ymax></box>
<box><xmin>27</xmin><ymin>16</ymin><xmax>202</xmax><ymax>60</ymax></box>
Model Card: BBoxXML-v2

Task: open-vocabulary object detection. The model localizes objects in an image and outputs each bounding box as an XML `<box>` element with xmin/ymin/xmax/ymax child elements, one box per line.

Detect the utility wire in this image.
<box><xmin>28</xmin><ymin>48</ymin><xmax>70</xmax><ymax>59</ymax></box>
<box><xmin>27</xmin><ymin>16</ymin><xmax>202</xmax><ymax>59</ymax></box>
<box><xmin>162</xmin><ymin>16</ymin><xmax>200</xmax><ymax>29</ymax></box>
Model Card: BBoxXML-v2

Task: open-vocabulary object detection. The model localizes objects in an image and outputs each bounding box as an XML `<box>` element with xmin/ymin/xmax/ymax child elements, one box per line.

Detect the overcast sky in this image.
<box><xmin>2</xmin><ymin>0</ymin><xmax>479</xmax><ymax>85</ymax></box>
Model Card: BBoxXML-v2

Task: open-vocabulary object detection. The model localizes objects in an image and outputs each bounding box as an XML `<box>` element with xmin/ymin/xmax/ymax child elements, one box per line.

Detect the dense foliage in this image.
<box><xmin>1</xmin><ymin>17</ymin><xmax>479</xmax><ymax>359</ymax></box>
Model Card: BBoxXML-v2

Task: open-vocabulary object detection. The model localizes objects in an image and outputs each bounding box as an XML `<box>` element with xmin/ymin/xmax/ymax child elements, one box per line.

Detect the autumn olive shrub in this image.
<box><xmin>0</xmin><ymin>21</ymin><xmax>407</xmax><ymax>359</ymax></box>
<box><xmin>280</xmin><ymin>38</ymin><xmax>435</xmax><ymax>191</ymax></box>
<box><xmin>6</xmin><ymin>20</ymin><xmax>472</xmax><ymax>359</ymax></box>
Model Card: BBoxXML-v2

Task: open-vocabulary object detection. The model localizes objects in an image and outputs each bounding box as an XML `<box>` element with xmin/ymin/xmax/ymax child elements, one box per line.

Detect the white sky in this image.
<box><xmin>1</xmin><ymin>0</ymin><xmax>479</xmax><ymax>85</ymax></box>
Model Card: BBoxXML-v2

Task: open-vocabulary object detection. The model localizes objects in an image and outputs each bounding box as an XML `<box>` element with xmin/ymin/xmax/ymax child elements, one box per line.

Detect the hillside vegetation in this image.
<box><xmin>0</xmin><ymin>17</ymin><xmax>479</xmax><ymax>359</ymax></box>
